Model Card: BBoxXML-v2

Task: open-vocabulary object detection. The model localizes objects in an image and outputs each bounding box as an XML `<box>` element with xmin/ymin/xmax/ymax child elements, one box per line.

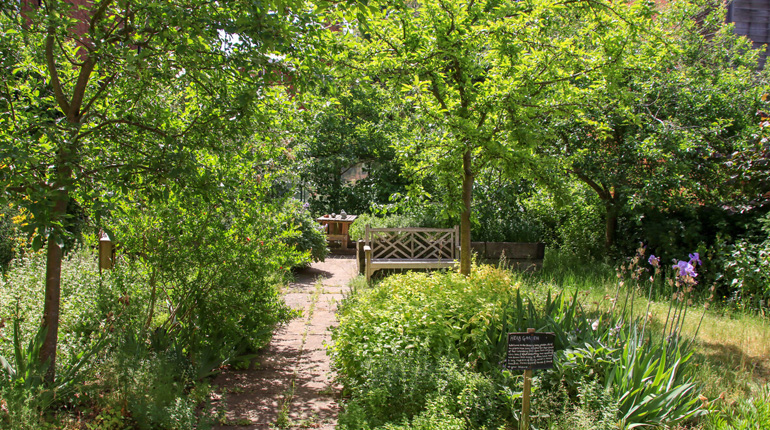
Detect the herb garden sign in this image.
<box><xmin>505</xmin><ymin>329</ymin><xmax>554</xmax><ymax>430</ymax></box>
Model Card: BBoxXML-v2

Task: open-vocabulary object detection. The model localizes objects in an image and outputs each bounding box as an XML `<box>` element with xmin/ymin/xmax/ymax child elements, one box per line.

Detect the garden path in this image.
<box><xmin>211</xmin><ymin>255</ymin><xmax>357</xmax><ymax>430</ymax></box>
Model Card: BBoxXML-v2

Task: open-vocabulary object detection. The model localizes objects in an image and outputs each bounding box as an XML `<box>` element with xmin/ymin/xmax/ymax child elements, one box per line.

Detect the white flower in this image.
<box><xmin>591</xmin><ymin>320</ymin><xmax>600</xmax><ymax>331</ymax></box>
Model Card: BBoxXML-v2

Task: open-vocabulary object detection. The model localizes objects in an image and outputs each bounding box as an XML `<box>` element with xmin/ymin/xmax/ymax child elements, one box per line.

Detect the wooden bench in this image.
<box><xmin>363</xmin><ymin>225</ymin><xmax>460</xmax><ymax>281</ymax></box>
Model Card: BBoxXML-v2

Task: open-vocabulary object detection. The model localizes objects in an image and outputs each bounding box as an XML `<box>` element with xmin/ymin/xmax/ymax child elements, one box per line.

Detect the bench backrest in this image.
<box><xmin>365</xmin><ymin>225</ymin><xmax>460</xmax><ymax>260</ymax></box>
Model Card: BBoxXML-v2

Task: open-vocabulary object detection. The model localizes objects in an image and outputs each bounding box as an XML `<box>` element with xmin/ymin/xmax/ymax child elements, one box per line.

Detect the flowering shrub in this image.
<box><xmin>0</xmin><ymin>204</ymin><xmax>31</xmax><ymax>271</ymax></box>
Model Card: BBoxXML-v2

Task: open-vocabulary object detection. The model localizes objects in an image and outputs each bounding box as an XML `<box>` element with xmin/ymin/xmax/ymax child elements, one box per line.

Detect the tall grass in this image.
<box><xmin>529</xmin><ymin>249</ymin><xmax>617</xmax><ymax>292</ymax></box>
<box><xmin>519</xmin><ymin>249</ymin><xmax>770</xmax><ymax>429</ymax></box>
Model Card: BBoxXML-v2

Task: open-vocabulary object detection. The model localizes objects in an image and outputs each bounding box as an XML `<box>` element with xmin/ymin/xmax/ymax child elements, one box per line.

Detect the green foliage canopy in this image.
<box><xmin>296</xmin><ymin>86</ymin><xmax>409</xmax><ymax>215</ymax></box>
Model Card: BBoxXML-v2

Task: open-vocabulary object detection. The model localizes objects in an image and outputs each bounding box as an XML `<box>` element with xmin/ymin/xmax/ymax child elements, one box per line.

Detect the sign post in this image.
<box><xmin>99</xmin><ymin>231</ymin><xmax>114</xmax><ymax>270</ymax></box>
<box><xmin>522</xmin><ymin>329</ymin><xmax>533</xmax><ymax>430</ymax></box>
<box><xmin>504</xmin><ymin>328</ymin><xmax>554</xmax><ymax>430</ymax></box>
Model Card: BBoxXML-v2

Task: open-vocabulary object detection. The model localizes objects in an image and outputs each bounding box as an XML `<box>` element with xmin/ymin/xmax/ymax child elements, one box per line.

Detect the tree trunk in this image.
<box><xmin>40</xmin><ymin>193</ymin><xmax>68</xmax><ymax>384</ymax></box>
<box><xmin>605</xmin><ymin>198</ymin><xmax>618</xmax><ymax>254</ymax></box>
<box><xmin>38</xmin><ymin>126</ymin><xmax>77</xmax><ymax>383</ymax></box>
<box><xmin>460</xmin><ymin>149</ymin><xmax>473</xmax><ymax>276</ymax></box>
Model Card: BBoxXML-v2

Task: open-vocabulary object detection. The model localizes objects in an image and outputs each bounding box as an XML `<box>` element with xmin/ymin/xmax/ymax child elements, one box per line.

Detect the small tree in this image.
<box><xmin>326</xmin><ymin>0</ymin><xmax>656</xmax><ymax>274</ymax></box>
<box><xmin>550</xmin><ymin>0</ymin><xmax>770</xmax><ymax>253</ymax></box>
<box><xmin>0</xmin><ymin>0</ymin><xmax>322</xmax><ymax>382</ymax></box>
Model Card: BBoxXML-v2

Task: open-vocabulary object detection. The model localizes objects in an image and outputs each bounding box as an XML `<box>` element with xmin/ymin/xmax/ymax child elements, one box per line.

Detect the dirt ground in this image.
<box><xmin>211</xmin><ymin>255</ymin><xmax>358</xmax><ymax>430</ymax></box>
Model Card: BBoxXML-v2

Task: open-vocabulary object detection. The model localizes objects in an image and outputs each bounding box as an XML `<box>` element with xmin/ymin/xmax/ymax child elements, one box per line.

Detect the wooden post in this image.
<box><xmin>99</xmin><ymin>232</ymin><xmax>113</xmax><ymax>270</ymax></box>
<box><xmin>356</xmin><ymin>240</ymin><xmax>366</xmax><ymax>275</ymax></box>
<box><xmin>520</xmin><ymin>327</ymin><xmax>535</xmax><ymax>430</ymax></box>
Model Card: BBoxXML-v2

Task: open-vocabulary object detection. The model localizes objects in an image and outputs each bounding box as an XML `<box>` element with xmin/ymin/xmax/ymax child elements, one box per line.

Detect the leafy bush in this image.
<box><xmin>337</xmin><ymin>350</ymin><xmax>510</xmax><ymax>430</ymax></box>
<box><xmin>332</xmin><ymin>267</ymin><xmax>523</xmax><ymax>428</ymax></box>
<box><xmin>532</xmin><ymin>375</ymin><xmax>619</xmax><ymax>430</ymax></box>
<box><xmin>523</xmin><ymin>184</ymin><xmax>605</xmax><ymax>259</ymax></box>
<box><xmin>109</xmin><ymin>189</ymin><xmax>300</xmax><ymax>363</ymax></box>
<box><xmin>0</xmin><ymin>188</ymin><xmax>300</xmax><ymax>428</ymax></box>
<box><xmin>0</xmin><ymin>204</ymin><xmax>29</xmax><ymax>271</ymax></box>
<box><xmin>0</xmin><ymin>214</ymin><xmax>15</xmax><ymax>270</ymax></box>
<box><xmin>718</xmin><ymin>239</ymin><xmax>770</xmax><ymax>312</ymax></box>
<box><xmin>0</xmin><ymin>385</ymin><xmax>46</xmax><ymax>430</ymax></box>
<box><xmin>0</xmin><ymin>250</ymin><xmax>210</xmax><ymax>428</ymax></box>
<box><xmin>471</xmin><ymin>176</ymin><xmax>545</xmax><ymax>243</ymax></box>
<box><xmin>281</xmin><ymin>199</ymin><xmax>328</xmax><ymax>264</ymax></box>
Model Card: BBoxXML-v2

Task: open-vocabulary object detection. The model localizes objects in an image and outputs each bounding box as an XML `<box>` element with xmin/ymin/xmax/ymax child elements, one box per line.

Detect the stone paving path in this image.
<box><xmin>212</xmin><ymin>255</ymin><xmax>357</xmax><ymax>430</ymax></box>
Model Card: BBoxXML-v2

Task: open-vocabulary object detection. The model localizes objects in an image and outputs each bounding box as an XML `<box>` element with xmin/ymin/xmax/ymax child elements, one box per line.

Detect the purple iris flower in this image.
<box><xmin>673</xmin><ymin>260</ymin><xmax>697</xmax><ymax>278</ymax></box>
<box><xmin>648</xmin><ymin>255</ymin><xmax>660</xmax><ymax>268</ymax></box>
<box><xmin>688</xmin><ymin>252</ymin><xmax>702</xmax><ymax>266</ymax></box>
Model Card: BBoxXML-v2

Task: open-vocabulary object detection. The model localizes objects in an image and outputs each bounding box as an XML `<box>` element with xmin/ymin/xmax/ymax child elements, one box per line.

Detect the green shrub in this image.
<box><xmin>0</xmin><ymin>385</ymin><xmax>47</xmax><ymax>430</ymax></box>
<box><xmin>471</xmin><ymin>177</ymin><xmax>545</xmax><ymax>243</ymax></box>
<box><xmin>333</xmin><ymin>266</ymin><xmax>523</xmax><ymax>380</ymax></box>
<box><xmin>110</xmin><ymin>191</ymin><xmax>300</xmax><ymax>364</ymax></box>
<box><xmin>337</xmin><ymin>353</ymin><xmax>508</xmax><ymax>430</ymax></box>
<box><xmin>0</xmin><ymin>213</ymin><xmax>15</xmax><ymax>270</ymax></box>
<box><xmin>282</xmin><ymin>199</ymin><xmax>328</xmax><ymax>264</ymax></box>
<box><xmin>0</xmin><ymin>250</ymin><xmax>212</xmax><ymax>429</ymax></box>
<box><xmin>532</xmin><ymin>377</ymin><xmax>619</xmax><ymax>430</ymax></box>
<box><xmin>718</xmin><ymin>239</ymin><xmax>770</xmax><ymax>312</ymax></box>
<box><xmin>111</xmin><ymin>354</ymin><xmax>212</xmax><ymax>430</ymax></box>
<box><xmin>379</xmin><ymin>396</ymin><xmax>469</xmax><ymax>430</ymax></box>
<box><xmin>333</xmin><ymin>267</ymin><xmax>523</xmax><ymax>429</ymax></box>
<box><xmin>523</xmin><ymin>184</ymin><xmax>605</xmax><ymax>259</ymax></box>
<box><xmin>0</xmin><ymin>201</ymin><xmax>297</xmax><ymax>428</ymax></box>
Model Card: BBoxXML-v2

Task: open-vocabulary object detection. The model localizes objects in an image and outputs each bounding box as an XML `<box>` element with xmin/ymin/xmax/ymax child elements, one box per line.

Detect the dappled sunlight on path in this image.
<box><xmin>212</xmin><ymin>256</ymin><xmax>357</xmax><ymax>429</ymax></box>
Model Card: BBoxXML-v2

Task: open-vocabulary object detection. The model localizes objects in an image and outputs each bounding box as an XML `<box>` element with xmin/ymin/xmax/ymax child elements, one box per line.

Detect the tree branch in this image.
<box><xmin>69</xmin><ymin>56</ymin><xmax>95</xmax><ymax>122</ymax></box>
<box><xmin>78</xmin><ymin>118</ymin><xmax>168</xmax><ymax>139</ymax></box>
<box><xmin>81</xmin><ymin>73</ymin><xmax>116</xmax><ymax>117</ymax></box>
<box><xmin>428</xmin><ymin>73</ymin><xmax>449</xmax><ymax>112</ymax></box>
<box><xmin>571</xmin><ymin>168</ymin><xmax>609</xmax><ymax>200</ymax></box>
<box><xmin>89</xmin><ymin>0</ymin><xmax>115</xmax><ymax>37</ymax></box>
<box><xmin>56</xmin><ymin>36</ymin><xmax>87</xmax><ymax>67</ymax></box>
<box><xmin>4</xmin><ymin>81</ymin><xmax>16</xmax><ymax>122</ymax></box>
<box><xmin>45</xmin><ymin>25</ymin><xmax>71</xmax><ymax>116</ymax></box>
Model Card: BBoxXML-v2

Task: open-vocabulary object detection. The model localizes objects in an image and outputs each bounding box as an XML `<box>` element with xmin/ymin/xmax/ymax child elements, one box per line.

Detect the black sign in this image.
<box><xmin>504</xmin><ymin>332</ymin><xmax>555</xmax><ymax>371</ymax></box>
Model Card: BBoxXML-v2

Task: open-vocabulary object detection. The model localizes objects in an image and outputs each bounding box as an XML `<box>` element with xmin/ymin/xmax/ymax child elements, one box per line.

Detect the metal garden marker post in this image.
<box><xmin>503</xmin><ymin>328</ymin><xmax>555</xmax><ymax>430</ymax></box>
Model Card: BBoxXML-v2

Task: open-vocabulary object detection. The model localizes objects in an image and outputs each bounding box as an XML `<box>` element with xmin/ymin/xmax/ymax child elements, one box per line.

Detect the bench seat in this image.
<box><xmin>368</xmin><ymin>258</ymin><xmax>457</xmax><ymax>268</ymax></box>
<box><xmin>363</xmin><ymin>226</ymin><xmax>459</xmax><ymax>281</ymax></box>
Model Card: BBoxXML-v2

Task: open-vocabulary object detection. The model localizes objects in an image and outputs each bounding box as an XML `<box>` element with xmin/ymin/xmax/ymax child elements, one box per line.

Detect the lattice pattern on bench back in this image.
<box><xmin>365</xmin><ymin>226</ymin><xmax>459</xmax><ymax>260</ymax></box>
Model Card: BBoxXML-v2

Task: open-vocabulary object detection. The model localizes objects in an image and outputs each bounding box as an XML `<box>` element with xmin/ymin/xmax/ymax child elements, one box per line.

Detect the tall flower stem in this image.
<box><xmin>640</xmin><ymin>278</ymin><xmax>654</xmax><ymax>343</ymax></box>
<box><xmin>661</xmin><ymin>283</ymin><xmax>675</xmax><ymax>347</ymax></box>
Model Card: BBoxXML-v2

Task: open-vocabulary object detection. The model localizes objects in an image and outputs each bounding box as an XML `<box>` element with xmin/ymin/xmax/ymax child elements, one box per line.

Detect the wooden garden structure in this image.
<box><xmin>363</xmin><ymin>225</ymin><xmax>460</xmax><ymax>281</ymax></box>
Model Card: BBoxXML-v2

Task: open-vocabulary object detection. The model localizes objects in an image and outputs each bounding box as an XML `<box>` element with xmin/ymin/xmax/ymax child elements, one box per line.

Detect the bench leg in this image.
<box><xmin>365</xmin><ymin>251</ymin><xmax>372</xmax><ymax>282</ymax></box>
